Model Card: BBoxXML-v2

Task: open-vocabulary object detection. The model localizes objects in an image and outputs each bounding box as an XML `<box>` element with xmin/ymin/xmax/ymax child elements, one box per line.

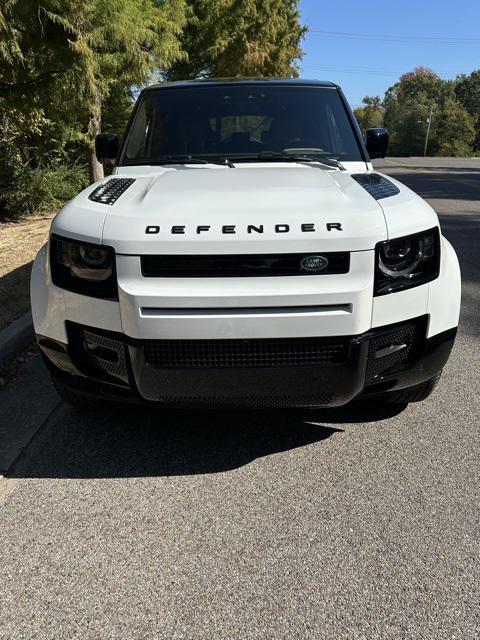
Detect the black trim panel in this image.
<box><xmin>141</xmin><ymin>252</ymin><xmax>350</xmax><ymax>278</ymax></box>
<box><xmin>38</xmin><ymin>317</ymin><xmax>456</xmax><ymax>408</ymax></box>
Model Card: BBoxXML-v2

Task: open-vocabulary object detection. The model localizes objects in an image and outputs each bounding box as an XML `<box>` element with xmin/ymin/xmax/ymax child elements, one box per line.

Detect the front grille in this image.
<box><xmin>141</xmin><ymin>252</ymin><xmax>350</xmax><ymax>277</ymax></box>
<box><xmin>143</xmin><ymin>337</ymin><xmax>349</xmax><ymax>369</ymax></box>
<box><xmin>366</xmin><ymin>322</ymin><xmax>418</xmax><ymax>380</ymax></box>
<box><xmin>156</xmin><ymin>393</ymin><xmax>334</xmax><ymax>408</ymax></box>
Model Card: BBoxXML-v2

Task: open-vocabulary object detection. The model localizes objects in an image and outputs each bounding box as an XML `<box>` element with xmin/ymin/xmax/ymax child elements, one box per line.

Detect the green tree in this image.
<box><xmin>41</xmin><ymin>0</ymin><xmax>187</xmax><ymax>181</ymax></box>
<box><xmin>382</xmin><ymin>67</ymin><xmax>474</xmax><ymax>156</ymax></box>
<box><xmin>166</xmin><ymin>0</ymin><xmax>306</xmax><ymax>80</ymax></box>
<box><xmin>354</xmin><ymin>96</ymin><xmax>384</xmax><ymax>132</ymax></box>
<box><xmin>436</xmin><ymin>97</ymin><xmax>476</xmax><ymax>156</ymax></box>
<box><xmin>0</xmin><ymin>1</ymin><xmax>83</xmax><ymax>217</ymax></box>
<box><xmin>0</xmin><ymin>1</ymin><xmax>23</xmax><ymax>66</ymax></box>
<box><xmin>384</xmin><ymin>68</ymin><xmax>441</xmax><ymax>155</ymax></box>
<box><xmin>0</xmin><ymin>1</ymin><xmax>187</xmax><ymax>187</ymax></box>
<box><xmin>455</xmin><ymin>70</ymin><xmax>480</xmax><ymax>151</ymax></box>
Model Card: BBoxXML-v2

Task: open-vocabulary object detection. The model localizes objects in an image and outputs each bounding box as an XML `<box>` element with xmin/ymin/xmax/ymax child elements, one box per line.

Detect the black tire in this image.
<box><xmin>52</xmin><ymin>377</ymin><xmax>102</xmax><ymax>409</ymax></box>
<box><xmin>377</xmin><ymin>373</ymin><xmax>442</xmax><ymax>405</ymax></box>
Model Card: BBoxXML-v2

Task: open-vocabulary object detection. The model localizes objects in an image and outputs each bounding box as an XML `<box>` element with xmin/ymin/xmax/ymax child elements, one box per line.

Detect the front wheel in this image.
<box><xmin>375</xmin><ymin>373</ymin><xmax>442</xmax><ymax>405</ymax></box>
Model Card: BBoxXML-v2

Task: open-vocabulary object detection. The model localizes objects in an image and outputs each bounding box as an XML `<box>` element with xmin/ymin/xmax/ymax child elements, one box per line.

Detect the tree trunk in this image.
<box><xmin>88</xmin><ymin>144</ymin><xmax>104</xmax><ymax>183</ymax></box>
<box><xmin>88</xmin><ymin>93</ymin><xmax>104</xmax><ymax>184</ymax></box>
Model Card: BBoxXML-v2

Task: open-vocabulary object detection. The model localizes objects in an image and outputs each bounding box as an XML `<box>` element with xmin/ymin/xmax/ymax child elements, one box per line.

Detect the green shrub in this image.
<box><xmin>0</xmin><ymin>161</ymin><xmax>88</xmax><ymax>220</ymax></box>
<box><xmin>436</xmin><ymin>141</ymin><xmax>473</xmax><ymax>157</ymax></box>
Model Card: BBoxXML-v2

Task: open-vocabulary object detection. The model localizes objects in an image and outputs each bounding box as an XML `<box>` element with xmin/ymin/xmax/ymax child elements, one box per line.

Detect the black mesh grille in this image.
<box><xmin>82</xmin><ymin>329</ymin><xmax>128</xmax><ymax>381</ymax></box>
<box><xmin>156</xmin><ymin>393</ymin><xmax>334</xmax><ymax>408</ymax></box>
<box><xmin>143</xmin><ymin>337</ymin><xmax>349</xmax><ymax>369</ymax></box>
<box><xmin>141</xmin><ymin>252</ymin><xmax>350</xmax><ymax>278</ymax></box>
<box><xmin>88</xmin><ymin>178</ymin><xmax>135</xmax><ymax>204</ymax></box>
<box><xmin>366</xmin><ymin>322</ymin><xmax>417</xmax><ymax>380</ymax></box>
<box><xmin>352</xmin><ymin>173</ymin><xmax>400</xmax><ymax>200</ymax></box>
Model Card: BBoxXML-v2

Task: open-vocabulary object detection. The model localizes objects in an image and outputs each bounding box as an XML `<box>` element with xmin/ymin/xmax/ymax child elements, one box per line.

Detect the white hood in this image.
<box><xmin>52</xmin><ymin>164</ymin><xmax>420</xmax><ymax>255</ymax></box>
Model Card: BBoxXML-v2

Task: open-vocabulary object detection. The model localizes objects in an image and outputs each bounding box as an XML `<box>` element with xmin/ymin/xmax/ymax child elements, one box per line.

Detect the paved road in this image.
<box><xmin>1</xmin><ymin>159</ymin><xmax>479</xmax><ymax>639</ymax></box>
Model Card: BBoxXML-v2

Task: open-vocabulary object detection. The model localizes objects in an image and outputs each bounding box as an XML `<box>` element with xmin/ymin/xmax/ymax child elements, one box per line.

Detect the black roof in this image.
<box><xmin>142</xmin><ymin>78</ymin><xmax>338</xmax><ymax>92</ymax></box>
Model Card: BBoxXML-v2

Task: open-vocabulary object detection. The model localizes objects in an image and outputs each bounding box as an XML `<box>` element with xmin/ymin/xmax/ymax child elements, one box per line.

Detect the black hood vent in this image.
<box><xmin>352</xmin><ymin>173</ymin><xmax>400</xmax><ymax>200</ymax></box>
<box><xmin>88</xmin><ymin>177</ymin><xmax>135</xmax><ymax>205</ymax></box>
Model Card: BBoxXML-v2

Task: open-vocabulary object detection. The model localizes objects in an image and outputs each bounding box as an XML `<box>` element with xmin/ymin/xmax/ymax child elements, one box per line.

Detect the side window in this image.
<box><xmin>326</xmin><ymin>101</ymin><xmax>359</xmax><ymax>158</ymax></box>
<box><xmin>326</xmin><ymin>106</ymin><xmax>342</xmax><ymax>156</ymax></box>
<box><xmin>125</xmin><ymin>100</ymin><xmax>148</xmax><ymax>160</ymax></box>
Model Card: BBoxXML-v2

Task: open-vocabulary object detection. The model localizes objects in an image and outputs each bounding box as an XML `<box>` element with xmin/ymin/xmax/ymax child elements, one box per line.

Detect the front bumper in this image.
<box><xmin>37</xmin><ymin>316</ymin><xmax>456</xmax><ymax>408</ymax></box>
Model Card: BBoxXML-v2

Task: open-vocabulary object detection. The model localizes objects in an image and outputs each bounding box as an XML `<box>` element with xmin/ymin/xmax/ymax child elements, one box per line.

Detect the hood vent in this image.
<box><xmin>352</xmin><ymin>173</ymin><xmax>400</xmax><ymax>200</ymax></box>
<box><xmin>88</xmin><ymin>177</ymin><xmax>135</xmax><ymax>205</ymax></box>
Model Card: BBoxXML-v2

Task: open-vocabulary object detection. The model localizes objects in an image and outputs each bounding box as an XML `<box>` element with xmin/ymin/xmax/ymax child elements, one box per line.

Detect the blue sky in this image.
<box><xmin>298</xmin><ymin>0</ymin><xmax>480</xmax><ymax>107</ymax></box>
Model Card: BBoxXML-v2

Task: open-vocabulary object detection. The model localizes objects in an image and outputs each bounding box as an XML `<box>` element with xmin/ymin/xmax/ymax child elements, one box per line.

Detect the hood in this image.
<box><xmin>54</xmin><ymin>165</ymin><xmax>391</xmax><ymax>254</ymax></box>
<box><xmin>373</xmin><ymin>172</ymin><xmax>439</xmax><ymax>239</ymax></box>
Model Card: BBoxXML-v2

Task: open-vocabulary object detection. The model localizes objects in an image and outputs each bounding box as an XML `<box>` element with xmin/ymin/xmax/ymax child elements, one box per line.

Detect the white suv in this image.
<box><xmin>31</xmin><ymin>79</ymin><xmax>461</xmax><ymax>408</ymax></box>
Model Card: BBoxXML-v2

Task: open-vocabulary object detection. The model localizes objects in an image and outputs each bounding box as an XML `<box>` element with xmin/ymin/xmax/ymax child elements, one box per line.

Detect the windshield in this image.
<box><xmin>121</xmin><ymin>84</ymin><xmax>364</xmax><ymax>165</ymax></box>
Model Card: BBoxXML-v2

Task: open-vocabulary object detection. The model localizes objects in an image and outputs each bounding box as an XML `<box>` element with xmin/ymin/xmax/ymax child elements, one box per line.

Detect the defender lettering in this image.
<box><xmin>144</xmin><ymin>223</ymin><xmax>344</xmax><ymax>235</ymax></box>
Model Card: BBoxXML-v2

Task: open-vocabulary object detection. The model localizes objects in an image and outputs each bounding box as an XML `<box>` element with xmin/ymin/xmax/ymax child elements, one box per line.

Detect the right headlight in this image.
<box><xmin>375</xmin><ymin>228</ymin><xmax>440</xmax><ymax>296</ymax></box>
<box><xmin>50</xmin><ymin>234</ymin><xmax>118</xmax><ymax>299</ymax></box>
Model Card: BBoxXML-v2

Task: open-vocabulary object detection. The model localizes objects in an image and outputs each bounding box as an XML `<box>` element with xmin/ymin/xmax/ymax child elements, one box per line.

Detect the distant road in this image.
<box><xmin>375</xmin><ymin>156</ymin><xmax>480</xmax><ymax>201</ymax></box>
<box><xmin>376</xmin><ymin>156</ymin><xmax>480</xmax><ymax>169</ymax></box>
<box><xmin>0</xmin><ymin>159</ymin><xmax>479</xmax><ymax>640</ymax></box>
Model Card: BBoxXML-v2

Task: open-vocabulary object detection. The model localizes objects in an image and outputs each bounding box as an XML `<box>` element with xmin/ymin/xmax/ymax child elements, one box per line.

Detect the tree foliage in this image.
<box><xmin>36</xmin><ymin>0</ymin><xmax>188</xmax><ymax>180</ymax></box>
<box><xmin>0</xmin><ymin>0</ymin><xmax>305</xmax><ymax>219</ymax></box>
<box><xmin>382</xmin><ymin>67</ymin><xmax>476</xmax><ymax>156</ymax></box>
<box><xmin>0</xmin><ymin>0</ymin><xmax>188</xmax><ymax>216</ymax></box>
<box><xmin>354</xmin><ymin>96</ymin><xmax>384</xmax><ymax>132</ymax></box>
<box><xmin>455</xmin><ymin>70</ymin><xmax>480</xmax><ymax>151</ymax></box>
<box><xmin>165</xmin><ymin>0</ymin><xmax>306</xmax><ymax>81</ymax></box>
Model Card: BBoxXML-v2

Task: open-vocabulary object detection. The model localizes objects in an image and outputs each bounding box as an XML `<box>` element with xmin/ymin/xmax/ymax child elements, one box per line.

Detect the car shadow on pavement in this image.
<box><xmin>0</xmin><ymin>261</ymin><xmax>33</xmax><ymax>331</ymax></box>
<box><xmin>8</xmin><ymin>401</ymin><xmax>405</xmax><ymax>479</ymax></box>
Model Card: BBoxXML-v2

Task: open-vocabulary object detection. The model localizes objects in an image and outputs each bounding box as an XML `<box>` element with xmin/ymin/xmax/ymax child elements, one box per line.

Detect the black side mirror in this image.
<box><xmin>95</xmin><ymin>133</ymin><xmax>119</xmax><ymax>163</ymax></box>
<box><xmin>365</xmin><ymin>128</ymin><xmax>389</xmax><ymax>159</ymax></box>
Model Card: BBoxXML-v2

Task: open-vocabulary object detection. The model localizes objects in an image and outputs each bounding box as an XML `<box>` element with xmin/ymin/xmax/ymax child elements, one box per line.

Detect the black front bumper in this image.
<box><xmin>38</xmin><ymin>315</ymin><xmax>456</xmax><ymax>408</ymax></box>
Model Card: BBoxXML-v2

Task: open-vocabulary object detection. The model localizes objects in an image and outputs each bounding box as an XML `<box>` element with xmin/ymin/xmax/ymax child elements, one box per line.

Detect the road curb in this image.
<box><xmin>0</xmin><ymin>312</ymin><xmax>34</xmax><ymax>365</ymax></box>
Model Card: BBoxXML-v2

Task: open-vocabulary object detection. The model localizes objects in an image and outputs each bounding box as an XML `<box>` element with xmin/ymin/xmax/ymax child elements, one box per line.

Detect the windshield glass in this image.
<box><xmin>121</xmin><ymin>84</ymin><xmax>363</xmax><ymax>165</ymax></box>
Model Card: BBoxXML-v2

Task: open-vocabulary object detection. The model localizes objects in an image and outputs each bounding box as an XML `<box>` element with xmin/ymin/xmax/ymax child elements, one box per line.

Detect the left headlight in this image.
<box><xmin>375</xmin><ymin>227</ymin><xmax>440</xmax><ymax>296</ymax></box>
<box><xmin>50</xmin><ymin>235</ymin><xmax>118</xmax><ymax>299</ymax></box>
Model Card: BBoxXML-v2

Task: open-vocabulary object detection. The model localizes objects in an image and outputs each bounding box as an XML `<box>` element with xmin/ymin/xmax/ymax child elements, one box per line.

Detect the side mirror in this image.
<box><xmin>365</xmin><ymin>128</ymin><xmax>389</xmax><ymax>159</ymax></box>
<box><xmin>95</xmin><ymin>133</ymin><xmax>119</xmax><ymax>164</ymax></box>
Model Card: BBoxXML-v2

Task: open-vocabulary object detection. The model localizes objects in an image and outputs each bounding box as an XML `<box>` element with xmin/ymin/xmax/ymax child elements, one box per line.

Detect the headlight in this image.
<box><xmin>50</xmin><ymin>235</ymin><xmax>118</xmax><ymax>299</ymax></box>
<box><xmin>375</xmin><ymin>228</ymin><xmax>440</xmax><ymax>296</ymax></box>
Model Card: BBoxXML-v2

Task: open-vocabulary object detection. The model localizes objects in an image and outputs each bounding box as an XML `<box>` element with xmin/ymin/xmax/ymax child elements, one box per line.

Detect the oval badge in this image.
<box><xmin>300</xmin><ymin>255</ymin><xmax>329</xmax><ymax>272</ymax></box>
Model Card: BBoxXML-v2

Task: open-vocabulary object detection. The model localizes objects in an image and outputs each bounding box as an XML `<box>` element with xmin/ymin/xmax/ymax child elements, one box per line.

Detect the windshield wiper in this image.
<box><xmin>146</xmin><ymin>155</ymin><xmax>235</xmax><ymax>167</ymax></box>
<box><xmin>227</xmin><ymin>152</ymin><xmax>344</xmax><ymax>169</ymax></box>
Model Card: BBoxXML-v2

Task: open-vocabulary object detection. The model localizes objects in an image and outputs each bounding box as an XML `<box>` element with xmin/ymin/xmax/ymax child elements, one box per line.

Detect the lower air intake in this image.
<box><xmin>143</xmin><ymin>336</ymin><xmax>349</xmax><ymax>369</ymax></box>
<box><xmin>82</xmin><ymin>329</ymin><xmax>128</xmax><ymax>382</ymax></box>
<box><xmin>156</xmin><ymin>393</ymin><xmax>334</xmax><ymax>408</ymax></box>
<box><xmin>366</xmin><ymin>322</ymin><xmax>418</xmax><ymax>380</ymax></box>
